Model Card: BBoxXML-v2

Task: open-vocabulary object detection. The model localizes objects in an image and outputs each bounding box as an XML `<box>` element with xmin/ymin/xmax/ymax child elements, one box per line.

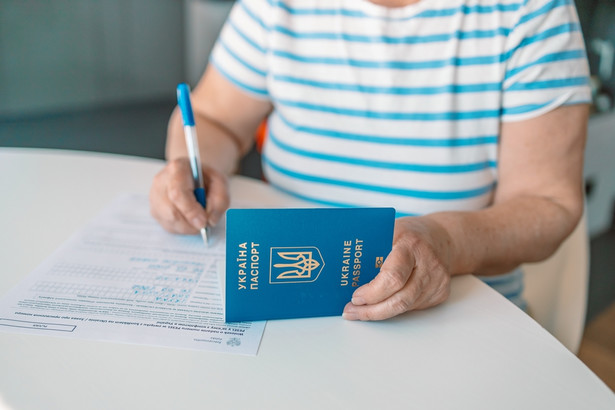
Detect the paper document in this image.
<box><xmin>0</xmin><ymin>194</ymin><xmax>265</xmax><ymax>355</ymax></box>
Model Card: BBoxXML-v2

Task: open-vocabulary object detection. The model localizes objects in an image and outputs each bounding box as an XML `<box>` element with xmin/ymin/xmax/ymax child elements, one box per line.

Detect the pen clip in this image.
<box><xmin>177</xmin><ymin>83</ymin><xmax>195</xmax><ymax>127</ymax></box>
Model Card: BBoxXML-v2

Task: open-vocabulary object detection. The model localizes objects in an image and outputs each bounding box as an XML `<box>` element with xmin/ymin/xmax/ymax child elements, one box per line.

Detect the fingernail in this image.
<box><xmin>351</xmin><ymin>296</ymin><xmax>366</xmax><ymax>306</ymax></box>
<box><xmin>192</xmin><ymin>217</ymin><xmax>206</xmax><ymax>230</ymax></box>
<box><xmin>342</xmin><ymin>311</ymin><xmax>359</xmax><ymax>321</ymax></box>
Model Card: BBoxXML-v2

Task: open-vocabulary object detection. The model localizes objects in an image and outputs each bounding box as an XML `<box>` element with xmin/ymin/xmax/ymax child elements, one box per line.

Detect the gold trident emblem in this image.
<box><xmin>273</xmin><ymin>251</ymin><xmax>321</xmax><ymax>279</ymax></box>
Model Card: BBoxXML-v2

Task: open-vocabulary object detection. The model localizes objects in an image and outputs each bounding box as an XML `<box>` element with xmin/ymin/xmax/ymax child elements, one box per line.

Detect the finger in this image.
<box><xmin>390</xmin><ymin>266</ymin><xmax>448</xmax><ymax>312</ymax></box>
<box><xmin>343</xmin><ymin>268</ymin><xmax>452</xmax><ymax>321</ymax></box>
<box><xmin>343</xmin><ymin>273</ymin><xmax>424</xmax><ymax>321</ymax></box>
<box><xmin>161</xmin><ymin>204</ymin><xmax>201</xmax><ymax>234</ymax></box>
<box><xmin>401</xmin><ymin>261</ymin><xmax>451</xmax><ymax>311</ymax></box>
<box><xmin>151</xmin><ymin>188</ymin><xmax>197</xmax><ymax>234</ymax></box>
<box><xmin>202</xmin><ymin>166</ymin><xmax>230</xmax><ymax>227</ymax></box>
<box><xmin>350</xmin><ymin>244</ymin><xmax>415</xmax><ymax>306</ymax></box>
<box><xmin>420</xmin><ymin>278</ymin><xmax>451</xmax><ymax>310</ymax></box>
<box><xmin>150</xmin><ymin>165</ymin><xmax>200</xmax><ymax>234</ymax></box>
<box><xmin>166</xmin><ymin>161</ymin><xmax>208</xmax><ymax>231</ymax></box>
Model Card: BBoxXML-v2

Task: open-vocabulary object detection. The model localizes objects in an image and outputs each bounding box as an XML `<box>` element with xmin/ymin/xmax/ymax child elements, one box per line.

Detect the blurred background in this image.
<box><xmin>0</xmin><ymin>0</ymin><xmax>614</xmax><ymax>387</ymax></box>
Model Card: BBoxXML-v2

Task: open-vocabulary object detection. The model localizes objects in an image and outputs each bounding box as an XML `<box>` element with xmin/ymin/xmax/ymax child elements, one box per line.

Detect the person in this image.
<box><xmin>150</xmin><ymin>0</ymin><xmax>590</xmax><ymax>320</ymax></box>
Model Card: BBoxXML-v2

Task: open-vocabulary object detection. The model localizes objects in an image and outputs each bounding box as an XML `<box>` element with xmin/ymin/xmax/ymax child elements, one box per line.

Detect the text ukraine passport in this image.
<box><xmin>224</xmin><ymin>207</ymin><xmax>395</xmax><ymax>321</ymax></box>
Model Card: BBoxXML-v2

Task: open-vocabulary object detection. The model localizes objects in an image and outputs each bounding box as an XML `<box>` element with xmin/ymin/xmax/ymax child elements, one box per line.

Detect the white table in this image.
<box><xmin>1</xmin><ymin>148</ymin><xmax>613</xmax><ymax>410</ymax></box>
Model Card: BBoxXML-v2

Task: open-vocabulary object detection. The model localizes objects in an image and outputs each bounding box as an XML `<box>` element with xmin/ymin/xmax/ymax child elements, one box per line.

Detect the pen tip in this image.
<box><xmin>200</xmin><ymin>227</ymin><xmax>209</xmax><ymax>246</ymax></box>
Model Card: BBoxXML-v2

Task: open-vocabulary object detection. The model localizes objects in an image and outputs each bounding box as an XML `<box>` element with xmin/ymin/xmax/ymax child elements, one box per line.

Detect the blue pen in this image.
<box><xmin>177</xmin><ymin>83</ymin><xmax>209</xmax><ymax>245</ymax></box>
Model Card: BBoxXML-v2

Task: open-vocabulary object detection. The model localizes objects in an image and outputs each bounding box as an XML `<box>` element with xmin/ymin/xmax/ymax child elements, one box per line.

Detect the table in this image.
<box><xmin>1</xmin><ymin>148</ymin><xmax>613</xmax><ymax>410</ymax></box>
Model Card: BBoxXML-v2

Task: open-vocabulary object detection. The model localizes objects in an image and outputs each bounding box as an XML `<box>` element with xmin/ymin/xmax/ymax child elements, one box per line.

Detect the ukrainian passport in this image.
<box><xmin>223</xmin><ymin>207</ymin><xmax>395</xmax><ymax>321</ymax></box>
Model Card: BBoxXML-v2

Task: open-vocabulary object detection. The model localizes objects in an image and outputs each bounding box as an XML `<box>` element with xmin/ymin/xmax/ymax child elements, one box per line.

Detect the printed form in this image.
<box><xmin>0</xmin><ymin>194</ymin><xmax>265</xmax><ymax>355</ymax></box>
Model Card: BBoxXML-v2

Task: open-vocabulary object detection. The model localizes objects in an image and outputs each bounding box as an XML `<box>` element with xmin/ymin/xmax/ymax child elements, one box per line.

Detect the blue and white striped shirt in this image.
<box><xmin>210</xmin><ymin>0</ymin><xmax>590</xmax><ymax>306</ymax></box>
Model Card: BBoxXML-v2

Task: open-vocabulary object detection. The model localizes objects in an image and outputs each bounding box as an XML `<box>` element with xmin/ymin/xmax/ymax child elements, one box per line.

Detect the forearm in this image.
<box><xmin>165</xmin><ymin>65</ymin><xmax>272</xmax><ymax>176</ymax></box>
<box><xmin>165</xmin><ymin>107</ymin><xmax>244</xmax><ymax>176</ymax></box>
<box><xmin>424</xmin><ymin>192</ymin><xmax>583</xmax><ymax>277</ymax></box>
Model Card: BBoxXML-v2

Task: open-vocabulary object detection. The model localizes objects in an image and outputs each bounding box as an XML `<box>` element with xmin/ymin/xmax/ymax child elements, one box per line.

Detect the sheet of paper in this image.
<box><xmin>0</xmin><ymin>194</ymin><xmax>265</xmax><ymax>355</ymax></box>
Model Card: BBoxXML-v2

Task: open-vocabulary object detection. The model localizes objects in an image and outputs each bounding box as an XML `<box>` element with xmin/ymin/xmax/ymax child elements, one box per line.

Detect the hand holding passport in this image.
<box><xmin>223</xmin><ymin>207</ymin><xmax>395</xmax><ymax>321</ymax></box>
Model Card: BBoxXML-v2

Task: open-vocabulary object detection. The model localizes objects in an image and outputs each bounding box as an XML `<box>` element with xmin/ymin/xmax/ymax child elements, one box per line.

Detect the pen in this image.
<box><xmin>177</xmin><ymin>83</ymin><xmax>209</xmax><ymax>246</ymax></box>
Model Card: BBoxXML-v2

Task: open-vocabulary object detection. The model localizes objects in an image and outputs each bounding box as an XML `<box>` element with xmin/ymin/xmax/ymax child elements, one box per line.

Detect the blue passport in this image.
<box><xmin>224</xmin><ymin>207</ymin><xmax>395</xmax><ymax>321</ymax></box>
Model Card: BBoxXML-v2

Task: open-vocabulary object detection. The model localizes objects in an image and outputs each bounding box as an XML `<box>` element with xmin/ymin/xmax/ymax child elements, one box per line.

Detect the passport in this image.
<box><xmin>223</xmin><ymin>207</ymin><xmax>395</xmax><ymax>322</ymax></box>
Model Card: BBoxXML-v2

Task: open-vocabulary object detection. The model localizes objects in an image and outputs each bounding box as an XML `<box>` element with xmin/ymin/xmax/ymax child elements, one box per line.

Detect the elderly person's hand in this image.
<box><xmin>343</xmin><ymin>104</ymin><xmax>588</xmax><ymax>321</ymax></box>
<box><xmin>149</xmin><ymin>158</ymin><xmax>229</xmax><ymax>235</ymax></box>
<box><xmin>343</xmin><ymin>216</ymin><xmax>453</xmax><ymax>320</ymax></box>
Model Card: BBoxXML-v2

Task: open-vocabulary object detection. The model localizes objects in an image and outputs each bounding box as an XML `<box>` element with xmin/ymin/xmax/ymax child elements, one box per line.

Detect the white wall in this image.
<box><xmin>184</xmin><ymin>0</ymin><xmax>234</xmax><ymax>86</ymax></box>
<box><xmin>0</xmin><ymin>0</ymin><xmax>184</xmax><ymax>117</ymax></box>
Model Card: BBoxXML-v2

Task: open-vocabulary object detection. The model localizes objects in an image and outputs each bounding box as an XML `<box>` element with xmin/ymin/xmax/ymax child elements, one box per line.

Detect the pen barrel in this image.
<box><xmin>183</xmin><ymin>125</ymin><xmax>204</xmax><ymax>188</ymax></box>
<box><xmin>194</xmin><ymin>187</ymin><xmax>207</xmax><ymax>208</ymax></box>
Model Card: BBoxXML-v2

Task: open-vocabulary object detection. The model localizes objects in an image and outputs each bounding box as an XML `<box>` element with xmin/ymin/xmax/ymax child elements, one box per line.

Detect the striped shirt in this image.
<box><xmin>210</xmin><ymin>0</ymin><xmax>590</xmax><ymax>306</ymax></box>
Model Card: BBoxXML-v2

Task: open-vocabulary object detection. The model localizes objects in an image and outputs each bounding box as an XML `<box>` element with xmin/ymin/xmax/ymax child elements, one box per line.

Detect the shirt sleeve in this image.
<box><xmin>209</xmin><ymin>0</ymin><xmax>272</xmax><ymax>100</ymax></box>
<box><xmin>501</xmin><ymin>0</ymin><xmax>591</xmax><ymax>122</ymax></box>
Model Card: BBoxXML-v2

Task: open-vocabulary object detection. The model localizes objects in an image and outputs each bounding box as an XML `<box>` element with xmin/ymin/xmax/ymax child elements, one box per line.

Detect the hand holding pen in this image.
<box><xmin>149</xmin><ymin>84</ymin><xmax>230</xmax><ymax>242</ymax></box>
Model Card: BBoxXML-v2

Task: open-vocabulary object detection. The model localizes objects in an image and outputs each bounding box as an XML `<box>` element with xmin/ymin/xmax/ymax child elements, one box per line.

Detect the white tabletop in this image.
<box><xmin>1</xmin><ymin>148</ymin><xmax>613</xmax><ymax>410</ymax></box>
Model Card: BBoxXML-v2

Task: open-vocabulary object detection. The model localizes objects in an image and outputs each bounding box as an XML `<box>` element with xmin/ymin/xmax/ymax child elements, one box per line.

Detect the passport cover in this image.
<box><xmin>224</xmin><ymin>207</ymin><xmax>395</xmax><ymax>321</ymax></box>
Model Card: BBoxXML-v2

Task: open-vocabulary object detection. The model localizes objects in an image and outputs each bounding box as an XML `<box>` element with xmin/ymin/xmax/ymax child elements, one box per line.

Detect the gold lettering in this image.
<box><xmin>249</xmin><ymin>242</ymin><xmax>260</xmax><ymax>290</ymax></box>
<box><xmin>238</xmin><ymin>243</ymin><xmax>248</xmax><ymax>290</ymax></box>
<box><xmin>352</xmin><ymin>239</ymin><xmax>364</xmax><ymax>287</ymax></box>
